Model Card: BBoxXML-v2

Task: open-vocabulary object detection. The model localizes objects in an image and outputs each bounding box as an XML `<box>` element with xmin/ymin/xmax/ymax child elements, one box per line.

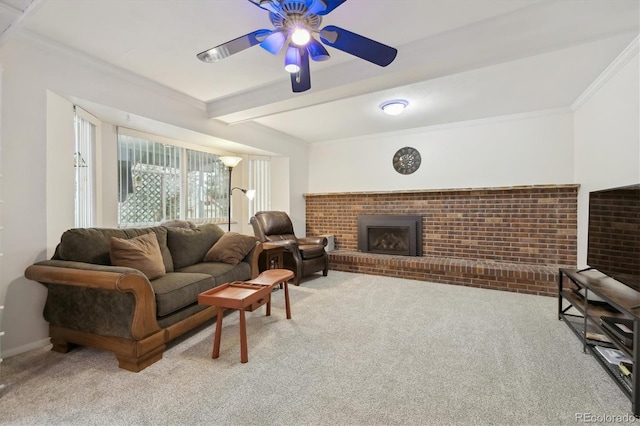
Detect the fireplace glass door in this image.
<box><xmin>367</xmin><ymin>226</ymin><xmax>410</xmax><ymax>255</ymax></box>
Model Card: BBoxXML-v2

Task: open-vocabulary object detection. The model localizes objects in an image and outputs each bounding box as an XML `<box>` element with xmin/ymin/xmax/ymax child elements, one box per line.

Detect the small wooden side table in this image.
<box><xmin>198</xmin><ymin>269</ymin><xmax>294</xmax><ymax>363</ymax></box>
<box><xmin>259</xmin><ymin>242</ymin><xmax>285</xmax><ymax>271</ymax></box>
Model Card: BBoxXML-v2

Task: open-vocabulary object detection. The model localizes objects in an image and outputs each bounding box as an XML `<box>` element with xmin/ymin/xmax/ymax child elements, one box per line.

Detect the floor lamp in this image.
<box><xmin>220</xmin><ymin>156</ymin><xmax>255</xmax><ymax>232</ymax></box>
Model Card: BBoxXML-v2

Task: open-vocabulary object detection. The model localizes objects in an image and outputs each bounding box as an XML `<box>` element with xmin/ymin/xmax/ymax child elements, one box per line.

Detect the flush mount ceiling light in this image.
<box><xmin>380</xmin><ymin>100</ymin><xmax>409</xmax><ymax>116</ymax></box>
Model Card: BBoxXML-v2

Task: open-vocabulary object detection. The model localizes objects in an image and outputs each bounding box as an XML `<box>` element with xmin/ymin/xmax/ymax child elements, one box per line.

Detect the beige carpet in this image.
<box><xmin>0</xmin><ymin>271</ymin><xmax>632</xmax><ymax>425</ymax></box>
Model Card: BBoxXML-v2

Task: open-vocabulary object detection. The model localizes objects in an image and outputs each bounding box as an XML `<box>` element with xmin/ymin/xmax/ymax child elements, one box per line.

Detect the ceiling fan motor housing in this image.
<box><xmin>269</xmin><ymin>0</ymin><xmax>322</xmax><ymax>32</ymax></box>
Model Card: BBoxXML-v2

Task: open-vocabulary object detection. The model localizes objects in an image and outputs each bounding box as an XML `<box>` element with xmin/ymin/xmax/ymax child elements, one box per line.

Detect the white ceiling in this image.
<box><xmin>2</xmin><ymin>0</ymin><xmax>639</xmax><ymax>144</ymax></box>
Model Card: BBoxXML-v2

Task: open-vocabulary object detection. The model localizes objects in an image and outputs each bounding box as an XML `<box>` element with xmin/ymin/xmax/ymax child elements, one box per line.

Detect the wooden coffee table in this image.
<box><xmin>197</xmin><ymin>269</ymin><xmax>294</xmax><ymax>363</ymax></box>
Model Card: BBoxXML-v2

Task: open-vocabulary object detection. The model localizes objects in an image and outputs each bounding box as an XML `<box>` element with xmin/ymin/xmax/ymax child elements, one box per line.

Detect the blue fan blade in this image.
<box><xmin>291</xmin><ymin>48</ymin><xmax>311</xmax><ymax>92</ymax></box>
<box><xmin>307</xmin><ymin>38</ymin><xmax>330</xmax><ymax>61</ymax></box>
<box><xmin>260</xmin><ymin>31</ymin><xmax>286</xmax><ymax>55</ymax></box>
<box><xmin>307</xmin><ymin>0</ymin><xmax>347</xmax><ymax>15</ymax></box>
<box><xmin>306</xmin><ymin>0</ymin><xmax>326</xmax><ymax>15</ymax></box>
<box><xmin>197</xmin><ymin>29</ymin><xmax>271</xmax><ymax>62</ymax></box>
<box><xmin>247</xmin><ymin>0</ymin><xmax>281</xmax><ymax>15</ymax></box>
<box><xmin>319</xmin><ymin>25</ymin><xmax>397</xmax><ymax>67</ymax></box>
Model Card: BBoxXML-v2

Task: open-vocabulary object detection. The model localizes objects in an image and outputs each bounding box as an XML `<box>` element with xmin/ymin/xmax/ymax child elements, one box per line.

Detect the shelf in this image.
<box><xmin>562</xmin><ymin>315</ymin><xmax>616</xmax><ymax>348</ymax></box>
<box><xmin>561</xmin><ymin>288</ymin><xmax>634</xmax><ymax>357</ymax></box>
<box><xmin>559</xmin><ymin>268</ymin><xmax>639</xmax><ymax>416</ymax></box>
<box><xmin>589</xmin><ymin>345</ymin><xmax>633</xmax><ymax>396</ymax></box>
<box><xmin>562</xmin><ymin>269</ymin><xmax>640</xmax><ymax>316</ymax></box>
<box><xmin>562</xmin><ymin>288</ymin><xmax>624</xmax><ymax>318</ymax></box>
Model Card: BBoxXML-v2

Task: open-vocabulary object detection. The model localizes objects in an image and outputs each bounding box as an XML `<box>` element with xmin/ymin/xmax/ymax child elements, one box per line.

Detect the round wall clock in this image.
<box><xmin>392</xmin><ymin>147</ymin><xmax>421</xmax><ymax>175</ymax></box>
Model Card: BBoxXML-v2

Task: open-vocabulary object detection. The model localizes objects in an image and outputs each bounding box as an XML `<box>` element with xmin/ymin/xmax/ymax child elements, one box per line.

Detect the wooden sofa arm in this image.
<box><xmin>245</xmin><ymin>242</ymin><xmax>264</xmax><ymax>279</ymax></box>
<box><xmin>25</xmin><ymin>262</ymin><xmax>161</xmax><ymax>341</ymax></box>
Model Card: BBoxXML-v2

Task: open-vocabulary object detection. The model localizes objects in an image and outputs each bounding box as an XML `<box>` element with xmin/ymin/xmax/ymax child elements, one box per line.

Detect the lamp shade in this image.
<box><xmin>284</xmin><ymin>45</ymin><xmax>301</xmax><ymax>73</ymax></box>
<box><xmin>232</xmin><ymin>187</ymin><xmax>256</xmax><ymax>200</ymax></box>
<box><xmin>220</xmin><ymin>156</ymin><xmax>242</xmax><ymax>168</ymax></box>
<box><xmin>260</xmin><ymin>30</ymin><xmax>286</xmax><ymax>54</ymax></box>
<box><xmin>307</xmin><ymin>38</ymin><xmax>330</xmax><ymax>62</ymax></box>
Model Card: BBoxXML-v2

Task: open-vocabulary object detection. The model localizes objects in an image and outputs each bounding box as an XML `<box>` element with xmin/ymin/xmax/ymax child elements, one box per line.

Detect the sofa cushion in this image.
<box><xmin>150</xmin><ymin>272</ymin><xmax>216</xmax><ymax>317</ymax></box>
<box><xmin>179</xmin><ymin>262</ymin><xmax>252</xmax><ymax>285</ymax></box>
<box><xmin>166</xmin><ymin>223</ymin><xmax>225</xmax><ymax>270</ymax></box>
<box><xmin>203</xmin><ymin>232</ymin><xmax>259</xmax><ymax>265</ymax></box>
<box><xmin>160</xmin><ymin>219</ymin><xmax>197</xmax><ymax>229</ymax></box>
<box><xmin>299</xmin><ymin>244</ymin><xmax>326</xmax><ymax>259</ymax></box>
<box><xmin>55</xmin><ymin>227</ymin><xmax>174</xmax><ymax>272</ymax></box>
<box><xmin>109</xmin><ymin>233</ymin><xmax>166</xmax><ymax>280</ymax></box>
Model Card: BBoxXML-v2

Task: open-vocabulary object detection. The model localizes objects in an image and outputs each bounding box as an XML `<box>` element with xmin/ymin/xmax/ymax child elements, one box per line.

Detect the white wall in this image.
<box><xmin>46</xmin><ymin>91</ymin><xmax>75</xmax><ymax>257</ymax></box>
<box><xmin>100</xmin><ymin>124</ymin><xmax>120</xmax><ymax>227</ymax></box>
<box><xmin>573</xmin><ymin>41</ymin><xmax>640</xmax><ymax>267</ymax></box>
<box><xmin>309</xmin><ymin>111</ymin><xmax>575</xmax><ymax>193</ymax></box>
<box><xmin>0</xmin><ymin>36</ymin><xmax>308</xmax><ymax>357</ymax></box>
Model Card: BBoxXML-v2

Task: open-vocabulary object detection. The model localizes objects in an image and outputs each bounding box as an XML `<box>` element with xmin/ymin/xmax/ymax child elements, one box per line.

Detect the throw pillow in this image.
<box><xmin>110</xmin><ymin>233</ymin><xmax>166</xmax><ymax>280</ymax></box>
<box><xmin>204</xmin><ymin>232</ymin><xmax>259</xmax><ymax>265</ymax></box>
<box><xmin>167</xmin><ymin>223</ymin><xmax>226</xmax><ymax>270</ymax></box>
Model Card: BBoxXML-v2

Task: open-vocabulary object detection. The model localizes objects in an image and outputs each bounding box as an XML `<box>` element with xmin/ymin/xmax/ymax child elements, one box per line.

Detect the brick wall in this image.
<box><xmin>304</xmin><ymin>185</ymin><xmax>579</xmax><ymax>296</ymax></box>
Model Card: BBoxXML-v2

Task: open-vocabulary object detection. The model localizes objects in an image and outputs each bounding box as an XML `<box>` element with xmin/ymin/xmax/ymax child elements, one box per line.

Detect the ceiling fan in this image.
<box><xmin>197</xmin><ymin>0</ymin><xmax>398</xmax><ymax>93</ymax></box>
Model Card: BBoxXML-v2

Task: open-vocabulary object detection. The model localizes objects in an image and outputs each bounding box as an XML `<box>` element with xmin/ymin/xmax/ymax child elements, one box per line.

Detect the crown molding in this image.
<box><xmin>13</xmin><ymin>30</ymin><xmax>207</xmax><ymax>112</ymax></box>
<box><xmin>571</xmin><ymin>35</ymin><xmax>640</xmax><ymax>111</ymax></box>
<box><xmin>0</xmin><ymin>1</ymin><xmax>22</xmax><ymax>18</ymax></box>
<box><xmin>0</xmin><ymin>0</ymin><xmax>43</xmax><ymax>47</ymax></box>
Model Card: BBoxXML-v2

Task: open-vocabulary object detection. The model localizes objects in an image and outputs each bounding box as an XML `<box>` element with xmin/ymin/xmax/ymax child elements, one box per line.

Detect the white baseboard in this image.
<box><xmin>1</xmin><ymin>338</ymin><xmax>51</xmax><ymax>359</ymax></box>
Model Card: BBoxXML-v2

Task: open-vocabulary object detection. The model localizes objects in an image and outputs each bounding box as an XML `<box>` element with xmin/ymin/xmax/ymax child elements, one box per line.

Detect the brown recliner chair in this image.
<box><xmin>250</xmin><ymin>211</ymin><xmax>328</xmax><ymax>285</ymax></box>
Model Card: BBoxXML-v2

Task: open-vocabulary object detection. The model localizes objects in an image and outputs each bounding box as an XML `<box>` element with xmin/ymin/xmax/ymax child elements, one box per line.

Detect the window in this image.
<box><xmin>74</xmin><ymin>107</ymin><xmax>100</xmax><ymax>227</ymax></box>
<box><xmin>185</xmin><ymin>149</ymin><xmax>229</xmax><ymax>221</ymax></box>
<box><xmin>117</xmin><ymin>129</ymin><xmax>229</xmax><ymax>227</ymax></box>
<box><xmin>248</xmin><ymin>156</ymin><xmax>271</xmax><ymax>218</ymax></box>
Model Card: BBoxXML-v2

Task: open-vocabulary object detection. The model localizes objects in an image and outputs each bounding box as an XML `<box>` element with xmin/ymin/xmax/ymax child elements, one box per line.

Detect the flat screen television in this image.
<box><xmin>587</xmin><ymin>183</ymin><xmax>640</xmax><ymax>293</ymax></box>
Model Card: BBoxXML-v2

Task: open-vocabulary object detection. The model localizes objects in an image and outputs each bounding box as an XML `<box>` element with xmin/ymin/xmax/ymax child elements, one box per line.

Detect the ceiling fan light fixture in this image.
<box><xmin>284</xmin><ymin>45</ymin><xmax>301</xmax><ymax>73</ymax></box>
<box><xmin>201</xmin><ymin>0</ymin><xmax>398</xmax><ymax>93</ymax></box>
<box><xmin>291</xmin><ymin>26</ymin><xmax>311</xmax><ymax>46</ymax></box>
<box><xmin>260</xmin><ymin>30</ymin><xmax>287</xmax><ymax>54</ymax></box>
<box><xmin>380</xmin><ymin>99</ymin><xmax>409</xmax><ymax>116</ymax></box>
<box><xmin>307</xmin><ymin>38</ymin><xmax>330</xmax><ymax>61</ymax></box>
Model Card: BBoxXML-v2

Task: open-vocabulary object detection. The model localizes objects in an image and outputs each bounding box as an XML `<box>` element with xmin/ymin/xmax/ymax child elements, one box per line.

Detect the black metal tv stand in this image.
<box><xmin>558</xmin><ymin>268</ymin><xmax>640</xmax><ymax>416</ymax></box>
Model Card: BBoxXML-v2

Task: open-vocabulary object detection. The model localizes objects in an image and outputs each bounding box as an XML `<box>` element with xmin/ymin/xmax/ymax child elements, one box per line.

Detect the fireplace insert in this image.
<box><xmin>357</xmin><ymin>215</ymin><xmax>423</xmax><ymax>256</ymax></box>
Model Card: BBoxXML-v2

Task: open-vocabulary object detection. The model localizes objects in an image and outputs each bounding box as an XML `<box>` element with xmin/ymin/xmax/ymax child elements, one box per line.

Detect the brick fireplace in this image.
<box><xmin>304</xmin><ymin>185</ymin><xmax>578</xmax><ymax>296</ymax></box>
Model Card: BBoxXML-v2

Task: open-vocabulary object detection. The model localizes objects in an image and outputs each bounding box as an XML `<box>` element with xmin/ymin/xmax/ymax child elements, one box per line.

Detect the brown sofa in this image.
<box><xmin>250</xmin><ymin>211</ymin><xmax>328</xmax><ymax>285</ymax></box>
<box><xmin>24</xmin><ymin>223</ymin><xmax>262</xmax><ymax>372</ymax></box>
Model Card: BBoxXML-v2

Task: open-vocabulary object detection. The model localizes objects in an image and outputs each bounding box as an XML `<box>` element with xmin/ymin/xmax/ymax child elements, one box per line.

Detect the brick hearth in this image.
<box><xmin>305</xmin><ymin>185</ymin><xmax>578</xmax><ymax>296</ymax></box>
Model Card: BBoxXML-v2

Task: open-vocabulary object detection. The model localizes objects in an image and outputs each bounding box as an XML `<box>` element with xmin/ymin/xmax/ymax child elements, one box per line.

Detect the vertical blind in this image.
<box><xmin>248</xmin><ymin>156</ymin><xmax>271</xmax><ymax>218</ymax></box>
<box><xmin>117</xmin><ymin>129</ymin><xmax>229</xmax><ymax>227</ymax></box>
<box><xmin>118</xmin><ymin>134</ymin><xmax>182</xmax><ymax>226</ymax></box>
<box><xmin>74</xmin><ymin>107</ymin><xmax>98</xmax><ymax>228</ymax></box>
<box><xmin>185</xmin><ymin>149</ymin><xmax>228</xmax><ymax>221</ymax></box>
